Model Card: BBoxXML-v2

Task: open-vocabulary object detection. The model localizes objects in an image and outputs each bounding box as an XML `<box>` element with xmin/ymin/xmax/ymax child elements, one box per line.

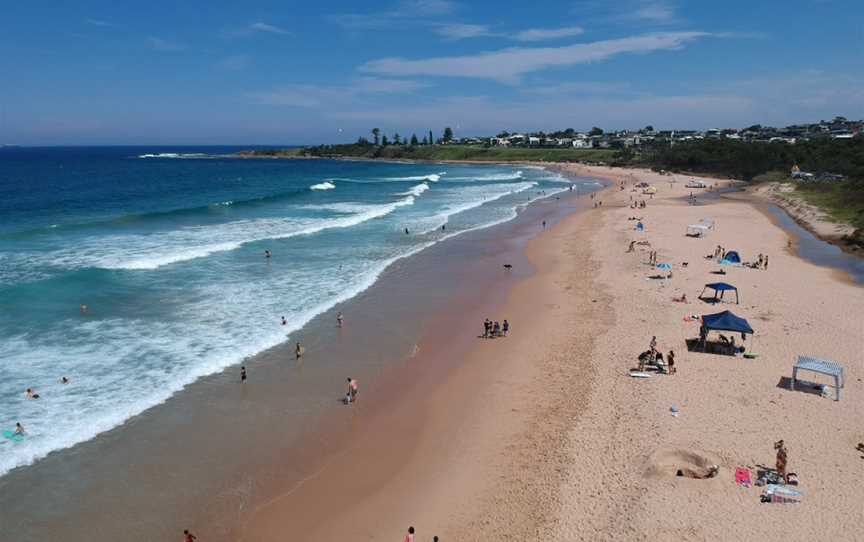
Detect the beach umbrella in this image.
<box><xmin>657</xmin><ymin>263</ymin><xmax>672</xmax><ymax>271</ymax></box>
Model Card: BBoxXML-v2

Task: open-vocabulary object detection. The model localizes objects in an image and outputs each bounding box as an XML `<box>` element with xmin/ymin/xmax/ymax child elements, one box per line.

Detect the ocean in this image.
<box><xmin>0</xmin><ymin>146</ymin><xmax>600</xmax><ymax>478</ymax></box>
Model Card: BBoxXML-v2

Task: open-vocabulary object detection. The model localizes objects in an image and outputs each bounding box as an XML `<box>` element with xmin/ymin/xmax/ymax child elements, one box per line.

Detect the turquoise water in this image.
<box><xmin>0</xmin><ymin>146</ymin><xmax>598</xmax><ymax>476</ymax></box>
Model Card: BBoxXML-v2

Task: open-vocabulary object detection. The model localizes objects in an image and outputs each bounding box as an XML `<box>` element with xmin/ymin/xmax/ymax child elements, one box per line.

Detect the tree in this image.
<box><xmin>589</xmin><ymin>127</ymin><xmax>604</xmax><ymax>136</ymax></box>
<box><xmin>381</xmin><ymin>134</ymin><xmax>389</xmax><ymax>146</ymax></box>
<box><xmin>422</xmin><ymin>134</ymin><xmax>428</xmax><ymax>145</ymax></box>
<box><xmin>644</xmin><ymin>125</ymin><xmax>654</xmax><ymax>132</ymax></box>
<box><xmin>356</xmin><ymin>136</ymin><xmax>370</xmax><ymax>145</ymax></box>
<box><xmin>496</xmin><ymin>131</ymin><xmax>510</xmax><ymax>138</ymax></box>
<box><xmin>410</xmin><ymin>133</ymin><xmax>419</xmax><ymax>145</ymax></box>
<box><xmin>371</xmin><ymin>128</ymin><xmax>380</xmax><ymax>145</ymax></box>
<box><xmin>394</xmin><ymin>133</ymin><xmax>401</xmax><ymax>145</ymax></box>
<box><xmin>429</xmin><ymin>130</ymin><xmax>434</xmax><ymax>145</ymax></box>
<box><xmin>443</xmin><ymin>126</ymin><xmax>454</xmax><ymax>142</ymax></box>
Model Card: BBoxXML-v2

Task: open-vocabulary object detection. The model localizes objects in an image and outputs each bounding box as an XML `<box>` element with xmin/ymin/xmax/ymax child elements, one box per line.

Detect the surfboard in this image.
<box><xmin>629</xmin><ymin>371</ymin><xmax>652</xmax><ymax>378</ymax></box>
<box><xmin>2</xmin><ymin>430</ymin><xmax>24</xmax><ymax>442</ymax></box>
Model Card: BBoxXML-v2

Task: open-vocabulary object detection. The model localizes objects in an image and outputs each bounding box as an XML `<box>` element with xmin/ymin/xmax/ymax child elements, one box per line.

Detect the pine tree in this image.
<box><xmin>382</xmin><ymin>134</ymin><xmax>389</xmax><ymax>146</ymax></box>
<box><xmin>410</xmin><ymin>133</ymin><xmax>419</xmax><ymax>145</ymax></box>
<box><xmin>429</xmin><ymin>130</ymin><xmax>434</xmax><ymax>145</ymax></box>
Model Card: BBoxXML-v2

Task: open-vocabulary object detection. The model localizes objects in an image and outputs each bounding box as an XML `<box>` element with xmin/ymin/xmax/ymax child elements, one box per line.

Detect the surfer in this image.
<box><xmin>241</xmin><ymin>366</ymin><xmax>247</xmax><ymax>383</ymax></box>
<box><xmin>14</xmin><ymin>422</ymin><xmax>25</xmax><ymax>435</ymax></box>
<box><xmin>295</xmin><ymin>342</ymin><xmax>303</xmax><ymax>360</ymax></box>
<box><xmin>337</xmin><ymin>312</ymin><xmax>344</xmax><ymax>328</ymax></box>
<box><xmin>25</xmin><ymin>388</ymin><xmax>40</xmax><ymax>399</ymax></box>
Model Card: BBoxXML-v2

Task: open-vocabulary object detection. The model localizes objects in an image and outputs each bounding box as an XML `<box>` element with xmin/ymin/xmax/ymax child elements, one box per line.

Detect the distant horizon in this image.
<box><xmin>3</xmin><ymin>0</ymin><xmax>862</xmax><ymax>145</ymax></box>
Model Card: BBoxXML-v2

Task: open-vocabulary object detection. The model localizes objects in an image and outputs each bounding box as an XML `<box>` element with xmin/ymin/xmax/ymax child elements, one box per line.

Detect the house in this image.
<box><xmin>507</xmin><ymin>134</ymin><xmax>527</xmax><ymax>146</ymax></box>
<box><xmin>528</xmin><ymin>136</ymin><xmax>541</xmax><ymax>146</ymax></box>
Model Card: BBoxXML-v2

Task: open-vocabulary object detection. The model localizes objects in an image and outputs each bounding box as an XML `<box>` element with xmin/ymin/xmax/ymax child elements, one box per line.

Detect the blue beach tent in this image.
<box><xmin>721</xmin><ymin>251</ymin><xmax>741</xmax><ymax>264</ymax></box>
<box><xmin>701</xmin><ymin>310</ymin><xmax>754</xmax><ymax>335</ymax></box>
<box><xmin>700</xmin><ymin>282</ymin><xmax>739</xmax><ymax>304</ymax></box>
<box><xmin>699</xmin><ymin>310</ymin><xmax>754</xmax><ymax>351</ymax></box>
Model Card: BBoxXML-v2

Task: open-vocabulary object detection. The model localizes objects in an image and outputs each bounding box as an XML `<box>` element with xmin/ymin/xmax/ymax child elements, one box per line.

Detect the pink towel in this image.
<box><xmin>735</xmin><ymin>467</ymin><xmax>752</xmax><ymax>487</ymax></box>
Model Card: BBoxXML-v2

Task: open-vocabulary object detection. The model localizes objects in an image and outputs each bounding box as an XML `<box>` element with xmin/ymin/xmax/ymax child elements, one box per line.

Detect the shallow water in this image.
<box><xmin>765</xmin><ymin>205</ymin><xmax>864</xmax><ymax>284</ymax></box>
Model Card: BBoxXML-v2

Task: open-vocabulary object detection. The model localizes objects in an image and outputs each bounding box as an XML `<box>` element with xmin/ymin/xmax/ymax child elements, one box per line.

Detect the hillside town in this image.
<box><xmin>476</xmin><ymin>116</ymin><xmax>862</xmax><ymax>149</ymax></box>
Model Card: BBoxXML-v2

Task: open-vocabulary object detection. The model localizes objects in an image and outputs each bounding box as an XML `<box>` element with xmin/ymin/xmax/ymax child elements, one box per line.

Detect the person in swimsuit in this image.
<box><xmin>183</xmin><ymin>529</ymin><xmax>197</xmax><ymax>542</ymax></box>
<box><xmin>295</xmin><ymin>342</ymin><xmax>303</xmax><ymax>360</ymax></box>
<box><xmin>240</xmin><ymin>366</ymin><xmax>247</xmax><ymax>383</ymax></box>
<box><xmin>25</xmin><ymin>388</ymin><xmax>40</xmax><ymax>399</ymax></box>
<box><xmin>337</xmin><ymin>312</ymin><xmax>344</xmax><ymax>328</ymax></box>
<box><xmin>502</xmin><ymin>319</ymin><xmax>510</xmax><ymax>336</ymax></box>
<box><xmin>775</xmin><ymin>440</ymin><xmax>788</xmax><ymax>483</ymax></box>
<box><xmin>14</xmin><ymin>422</ymin><xmax>25</xmax><ymax>435</ymax></box>
<box><xmin>404</xmin><ymin>526</ymin><xmax>415</xmax><ymax>542</ymax></box>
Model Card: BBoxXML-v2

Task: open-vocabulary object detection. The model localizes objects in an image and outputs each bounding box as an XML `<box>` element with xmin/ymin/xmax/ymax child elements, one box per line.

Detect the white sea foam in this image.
<box><xmin>310</xmin><ymin>181</ymin><xmax>336</xmax><ymax>191</ymax></box>
<box><xmin>50</xmin><ymin>196</ymin><xmax>416</xmax><ymax>271</ymax></box>
<box><xmin>445</xmin><ymin>170</ymin><xmax>523</xmax><ymax>182</ymax></box>
<box><xmin>396</xmin><ymin>183</ymin><xmax>430</xmax><ymax>197</ymax></box>
<box><xmin>387</xmin><ymin>172</ymin><xmax>443</xmax><ymax>182</ymax></box>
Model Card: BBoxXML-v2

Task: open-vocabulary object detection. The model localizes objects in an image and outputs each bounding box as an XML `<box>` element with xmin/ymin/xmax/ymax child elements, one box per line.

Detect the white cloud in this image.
<box><xmin>632</xmin><ymin>1</ymin><xmax>677</xmax><ymax>22</ymax></box>
<box><xmin>360</xmin><ymin>32</ymin><xmax>710</xmax><ymax>83</ymax></box>
<box><xmin>331</xmin><ymin>0</ymin><xmax>458</xmax><ymax>29</ymax></box>
<box><xmin>249</xmin><ymin>22</ymin><xmax>289</xmax><ymax>35</ymax></box>
<box><xmin>249</xmin><ymin>78</ymin><xmax>428</xmax><ymax>107</ymax></box>
<box><xmin>147</xmin><ymin>37</ymin><xmax>185</xmax><ymax>51</ymax></box>
<box><xmin>514</xmin><ymin>26</ymin><xmax>584</xmax><ymax>42</ymax></box>
<box><xmin>570</xmin><ymin>1</ymin><xmax>681</xmax><ymax>25</ymax></box>
<box><xmin>435</xmin><ymin>24</ymin><xmax>495</xmax><ymax>40</ymax></box>
<box><xmin>522</xmin><ymin>81</ymin><xmax>637</xmax><ymax>95</ymax></box>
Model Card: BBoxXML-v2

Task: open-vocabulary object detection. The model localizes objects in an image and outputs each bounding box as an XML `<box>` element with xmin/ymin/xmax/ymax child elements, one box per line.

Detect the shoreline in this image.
<box><xmin>0</xmin><ymin>164</ymin><xmax>603</xmax><ymax>541</ymax></box>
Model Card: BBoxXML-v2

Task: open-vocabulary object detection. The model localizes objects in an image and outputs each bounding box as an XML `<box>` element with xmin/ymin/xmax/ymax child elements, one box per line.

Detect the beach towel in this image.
<box><xmin>735</xmin><ymin>467</ymin><xmax>752</xmax><ymax>487</ymax></box>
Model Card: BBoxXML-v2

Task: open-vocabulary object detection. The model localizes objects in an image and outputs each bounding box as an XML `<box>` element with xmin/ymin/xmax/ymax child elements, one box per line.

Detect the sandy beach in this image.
<box><xmin>239</xmin><ymin>164</ymin><xmax>863</xmax><ymax>541</ymax></box>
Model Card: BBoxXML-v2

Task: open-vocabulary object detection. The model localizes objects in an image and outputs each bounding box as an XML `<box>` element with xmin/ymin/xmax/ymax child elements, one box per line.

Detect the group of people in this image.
<box><xmin>712</xmin><ymin>245</ymin><xmax>728</xmax><ymax>260</ymax></box>
<box><xmin>482</xmin><ymin>318</ymin><xmax>510</xmax><ymax>339</ymax></box>
<box><xmin>12</xmin><ymin>376</ymin><xmax>73</xmax><ymax>438</ymax></box>
<box><xmin>630</xmin><ymin>200</ymin><xmax>647</xmax><ymax>209</ymax></box>
<box><xmin>648</xmin><ymin>250</ymin><xmax>659</xmax><ymax>266</ymax></box>
<box><xmin>756</xmin><ymin>253</ymin><xmax>769</xmax><ymax>270</ymax></box>
<box><xmin>639</xmin><ymin>336</ymin><xmax>676</xmax><ymax>374</ymax></box>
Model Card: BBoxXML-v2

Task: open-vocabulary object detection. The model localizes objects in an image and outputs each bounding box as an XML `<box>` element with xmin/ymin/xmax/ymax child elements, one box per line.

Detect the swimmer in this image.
<box><xmin>14</xmin><ymin>422</ymin><xmax>25</xmax><ymax>435</ymax></box>
<box><xmin>60</xmin><ymin>376</ymin><xmax>70</xmax><ymax>384</ymax></box>
<box><xmin>404</xmin><ymin>227</ymin><xmax>409</xmax><ymax>235</ymax></box>
<box><xmin>25</xmin><ymin>388</ymin><xmax>40</xmax><ymax>399</ymax></box>
<box><xmin>80</xmin><ymin>304</ymin><xmax>88</xmax><ymax>315</ymax></box>
<box><xmin>264</xmin><ymin>250</ymin><xmax>272</xmax><ymax>259</ymax></box>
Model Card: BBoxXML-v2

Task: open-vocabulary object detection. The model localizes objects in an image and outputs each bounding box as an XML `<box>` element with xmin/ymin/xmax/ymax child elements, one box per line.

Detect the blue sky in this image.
<box><xmin>1</xmin><ymin>0</ymin><xmax>862</xmax><ymax>144</ymax></box>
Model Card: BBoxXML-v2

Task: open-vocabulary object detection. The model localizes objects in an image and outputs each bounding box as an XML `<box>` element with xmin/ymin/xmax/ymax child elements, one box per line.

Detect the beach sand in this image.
<box><xmin>241</xmin><ymin>164</ymin><xmax>863</xmax><ymax>541</ymax></box>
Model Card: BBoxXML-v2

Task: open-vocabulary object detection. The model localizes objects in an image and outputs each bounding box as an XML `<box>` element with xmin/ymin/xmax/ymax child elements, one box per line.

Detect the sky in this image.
<box><xmin>1</xmin><ymin>0</ymin><xmax>862</xmax><ymax>145</ymax></box>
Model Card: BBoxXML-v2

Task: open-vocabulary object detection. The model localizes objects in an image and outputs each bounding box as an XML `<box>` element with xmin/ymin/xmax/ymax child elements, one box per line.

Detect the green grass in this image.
<box><xmin>296</xmin><ymin>144</ymin><xmax>619</xmax><ymax>163</ymax></box>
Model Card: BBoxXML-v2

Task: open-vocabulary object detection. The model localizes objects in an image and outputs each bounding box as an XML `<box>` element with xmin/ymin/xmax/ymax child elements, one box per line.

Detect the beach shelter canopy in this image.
<box><xmin>701</xmin><ymin>310</ymin><xmax>753</xmax><ymax>334</ymax></box>
<box><xmin>792</xmin><ymin>355</ymin><xmax>845</xmax><ymax>401</ymax></box>
<box><xmin>700</xmin><ymin>282</ymin><xmax>739</xmax><ymax>304</ymax></box>
<box><xmin>722</xmin><ymin>251</ymin><xmax>741</xmax><ymax>264</ymax></box>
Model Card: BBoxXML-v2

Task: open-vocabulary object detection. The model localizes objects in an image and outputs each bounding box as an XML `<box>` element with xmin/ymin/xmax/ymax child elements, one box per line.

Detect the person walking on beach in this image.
<box><xmin>542</xmin><ymin>220</ymin><xmax>546</xmax><ymax>229</ymax></box>
<box><xmin>346</xmin><ymin>377</ymin><xmax>358</xmax><ymax>403</ymax></box>
<box><xmin>667</xmin><ymin>350</ymin><xmax>676</xmax><ymax>374</ymax></box>
<box><xmin>502</xmin><ymin>319</ymin><xmax>510</xmax><ymax>336</ymax></box>
<box><xmin>337</xmin><ymin>312</ymin><xmax>344</xmax><ymax>328</ymax></box>
<box><xmin>404</xmin><ymin>526</ymin><xmax>415</xmax><ymax>542</ymax></box>
<box><xmin>183</xmin><ymin>529</ymin><xmax>197</xmax><ymax>542</ymax></box>
<box><xmin>295</xmin><ymin>342</ymin><xmax>303</xmax><ymax>360</ymax></box>
<box><xmin>483</xmin><ymin>319</ymin><xmax>491</xmax><ymax>338</ymax></box>
<box><xmin>774</xmin><ymin>440</ymin><xmax>788</xmax><ymax>483</ymax></box>
<box><xmin>240</xmin><ymin>366</ymin><xmax>247</xmax><ymax>383</ymax></box>
<box><xmin>764</xmin><ymin>255</ymin><xmax>769</xmax><ymax>270</ymax></box>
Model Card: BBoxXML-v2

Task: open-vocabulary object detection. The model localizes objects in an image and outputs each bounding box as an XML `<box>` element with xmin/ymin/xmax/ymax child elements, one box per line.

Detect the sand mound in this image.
<box><xmin>644</xmin><ymin>448</ymin><xmax>720</xmax><ymax>480</ymax></box>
